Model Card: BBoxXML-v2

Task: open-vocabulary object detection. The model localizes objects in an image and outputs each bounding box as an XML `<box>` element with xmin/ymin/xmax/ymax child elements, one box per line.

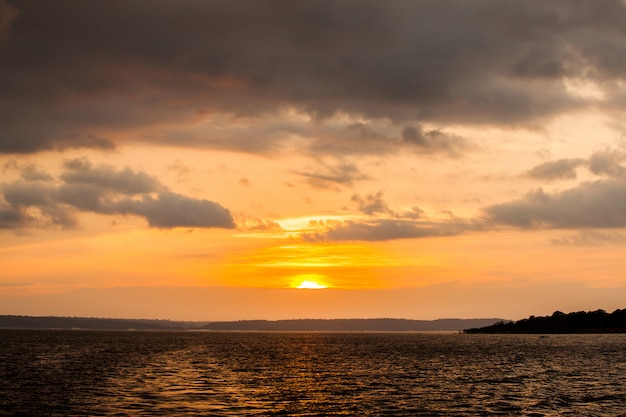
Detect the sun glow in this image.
<box><xmin>220</xmin><ymin>242</ymin><xmax>396</xmax><ymax>289</ymax></box>
<box><xmin>292</xmin><ymin>273</ymin><xmax>329</xmax><ymax>289</ymax></box>
<box><xmin>296</xmin><ymin>280</ymin><xmax>328</xmax><ymax>289</ymax></box>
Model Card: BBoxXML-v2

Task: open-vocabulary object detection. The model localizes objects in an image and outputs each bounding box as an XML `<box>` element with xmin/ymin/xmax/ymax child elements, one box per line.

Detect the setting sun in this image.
<box><xmin>293</xmin><ymin>274</ymin><xmax>329</xmax><ymax>289</ymax></box>
<box><xmin>296</xmin><ymin>280</ymin><xmax>328</xmax><ymax>289</ymax></box>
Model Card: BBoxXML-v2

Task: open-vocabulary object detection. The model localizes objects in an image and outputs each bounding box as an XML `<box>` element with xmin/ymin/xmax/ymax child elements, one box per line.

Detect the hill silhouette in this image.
<box><xmin>0</xmin><ymin>316</ymin><xmax>199</xmax><ymax>331</ymax></box>
<box><xmin>464</xmin><ymin>309</ymin><xmax>626</xmax><ymax>334</ymax></box>
<box><xmin>201</xmin><ymin>318</ymin><xmax>502</xmax><ymax>332</ymax></box>
<box><xmin>0</xmin><ymin>316</ymin><xmax>502</xmax><ymax>332</ymax></box>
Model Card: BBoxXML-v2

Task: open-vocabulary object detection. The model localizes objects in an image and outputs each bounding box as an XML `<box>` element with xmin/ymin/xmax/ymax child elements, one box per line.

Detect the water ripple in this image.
<box><xmin>1</xmin><ymin>331</ymin><xmax>626</xmax><ymax>416</ymax></box>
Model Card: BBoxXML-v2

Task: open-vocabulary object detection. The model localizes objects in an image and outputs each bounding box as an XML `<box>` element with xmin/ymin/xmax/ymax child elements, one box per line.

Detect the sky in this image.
<box><xmin>1</xmin><ymin>0</ymin><xmax>626</xmax><ymax>321</ymax></box>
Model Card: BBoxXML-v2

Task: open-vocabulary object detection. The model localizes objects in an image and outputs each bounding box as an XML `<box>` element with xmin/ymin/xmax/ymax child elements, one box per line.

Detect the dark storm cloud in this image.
<box><xmin>0</xmin><ymin>159</ymin><xmax>235</xmax><ymax>230</ymax></box>
<box><xmin>484</xmin><ymin>178</ymin><xmax>626</xmax><ymax>228</ymax></box>
<box><xmin>2</xmin><ymin>0</ymin><xmax>626</xmax><ymax>154</ymax></box>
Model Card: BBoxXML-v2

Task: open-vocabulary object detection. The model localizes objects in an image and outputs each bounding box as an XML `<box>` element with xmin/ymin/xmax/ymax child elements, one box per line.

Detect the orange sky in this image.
<box><xmin>1</xmin><ymin>1</ymin><xmax>626</xmax><ymax>321</ymax></box>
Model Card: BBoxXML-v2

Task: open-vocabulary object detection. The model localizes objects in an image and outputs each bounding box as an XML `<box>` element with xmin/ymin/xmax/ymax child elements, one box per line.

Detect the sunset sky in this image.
<box><xmin>1</xmin><ymin>0</ymin><xmax>626</xmax><ymax>321</ymax></box>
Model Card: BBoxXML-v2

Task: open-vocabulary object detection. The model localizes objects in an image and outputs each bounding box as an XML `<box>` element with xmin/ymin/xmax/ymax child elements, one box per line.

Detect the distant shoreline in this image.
<box><xmin>5</xmin><ymin>310</ymin><xmax>625</xmax><ymax>333</ymax></box>
<box><xmin>0</xmin><ymin>316</ymin><xmax>502</xmax><ymax>332</ymax></box>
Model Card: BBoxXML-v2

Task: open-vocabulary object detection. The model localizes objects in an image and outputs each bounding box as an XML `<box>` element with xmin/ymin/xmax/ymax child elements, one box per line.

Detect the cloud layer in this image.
<box><xmin>485</xmin><ymin>178</ymin><xmax>626</xmax><ymax>229</ymax></box>
<box><xmin>2</xmin><ymin>0</ymin><xmax>626</xmax><ymax>154</ymax></box>
<box><xmin>301</xmin><ymin>219</ymin><xmax>471</xmax><ymax>242</ymax></box>
<box><xmin>526</xmin><ymin>149</ymin><xmax>626</xmax><ymax>181</ymax></box>
<box><xmin>301</xmin><ymin>148</ymin><xmax>626</xmax><ymax>242</ymax></box>
<box><xmin>0</xmin><ymin>159</ymin><xmax>235</xmax><ymax>230</ymax></box>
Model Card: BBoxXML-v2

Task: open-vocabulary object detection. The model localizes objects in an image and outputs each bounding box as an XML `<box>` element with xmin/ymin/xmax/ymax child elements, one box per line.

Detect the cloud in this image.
<box><xmin>525</xmin><ymin>148</ymin><xmax>626</xmax><ymax>181</ymax></box>
<box><xmin>525</xmin><ymin>158</ymin><xmax>585</xmax><ymax>180</ymax></box>
<box><xmin>167</xmin><ymin>160</ymin><xmax>191</xmax><ymax>183</ymax></box>
<box><xmin>351</xmin><ymin>191</ymin><xmax>423</xmax><ymax>219</ymax></box>
<box><xmin>114</xmin><ymin>192</ymin><xmax>235</xmax><ymax>229</ymax></box>
<box><xmin>237</xmin><ymin>217</ymin><xmax>284</xmax><ymax>233</ymax></box>
<box><xmin>19</xmin><ymin>164</ymin><xmax>54</xmax><ymax>182</ymax></box>
<box><xmin>60</xmin><ymin>158</ymin><xmax>162</xmax><ymax>194</ymax></box>
<box><xmin>551</xmin><ymin>230</ymin><xmax>626</xmax><ymax>246</ymax></box>
<box><xmin>484</xmin><ymin>177</ymin><xmax>626</xmax><ymax>228</ymax></box>
<box><xmin>1</xmin><ymin>180</ymin><xmax>78</xmax><ymax>229</ymax></box>
<box><xmin>297</xmin><ymin>161</ymin><xmax>368</xmax><ymax>189</ymax></box>
<box><xmin>303</xmin><ymin>154</ymin><xmax>626</xmax><ymax>241</ymax></box>
<box><xmin>0</xmin><ymin>159</ymin><xmax>235</xmax><ymax>231</ymax></box>
<box><xmin>301</xmin><ymin>218</ymin><xmax>469</xmax><ymax>242</ymax></box>
<box><xmin>3</xmin><ymin>160</ymin><xmax>54</xmax><ymax>182</ymax></box>
<box><xmin>587</xmin><ymin>148</ymin><xmax>626</xmax><ymax>177</ymax></box>
<box><xmin>0</xmin><ymin>206</ymin><xmax>24</xmax><ymax>229</ymax></box>
<box><xmin>351</xmin><ymin>191</ymin><xmax>390</xmax><ymax>216</ymax></box>
<box><xmin>0</xmin><ymin>0</ymin><xmax>18</xmax><ymax>46</ymax></box>
<box><xmin>306</xmin><ymin>122</ymin><xmax>397</xmax><ymax>156</ymax></box>
<box><xmin>2</xmin><ymin>1</ymin><xmax>626</xmax><ymax>154</ymax></box>
<box><xmin>401</xmin><ymin>125</ymin><xmax>468</xmax><ymax>156</ymax></box>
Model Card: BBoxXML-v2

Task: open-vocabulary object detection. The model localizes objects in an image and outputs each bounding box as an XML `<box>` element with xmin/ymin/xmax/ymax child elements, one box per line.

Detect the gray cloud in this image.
<box><xmin>60</xmin><ymin>158</ymin><xmax>162</xmax><ymax>194</ymax></box>
<box><xmin>525</xmin><ymin>158</ymin><xmax>585</xmax><ymax>181</ymax></box>
<box><xmin>351</xmin><ymin>191</ymin><xmax>390</xmax><ymax>216</ymax></box>
<box><xmin>587</xmin><ymin>148</ymin><xmax>626</xmax><ymax>177</ymax></box>
<box><xmin>484</xmin><ymin>177</ymin><xmax>626</xmax><ymax>228</ymax></box>
<box><xmin>1</xmin><ymin>180</ymin><xmax>77</xmax><ymax>229</ymax></box>
<box><xmin>19</xmin><ymin>164</ymin><xmax>53</xmax><ymax>182</ymax></box>
<box><xmin>0</xmin><ymin>0</ymin><xmax>18</xmax><ymax>45</ymax></box>
<box><xmin>114</xmin><ymin>192</ymin><xmax>235</xmax><ymax>229</ymax></box>
<box><xmin>525</xmin><ymin>148</ymin><xmax>626</xmax><ymax>181</ymax></box>
<box><xmin>298</xmin><ymin>161</ymin><xmax>368</xmax><ymax>189</ymax></box>
<box><xmin>401</xmin><ymin>125</ymin><xmax>468</xmax><ymax>156</ymax></box>
<box><xmin>2</xmin><ymin>1</ymin><xmax>626</xmax><ymax>154</ymax></box>
<box><xmin>237</xmin><ymin>217</ymin><xmax>283</xmax><ymax>233</ymax></box>
<box><xmin>351</xmin><ymin>191</ymin><xmax>423</xmax><ymax>219</ymax></box>
<box><xmin>0</xmin><ymin>159</ymin><xmax>235</xmax><ymax>230</ymax></box>
<box><xmin>302</xmin><ymin>219</ymin><xmax>468</xmax><ymax>242</ymax></box>
<box><xmin>307</xmin><ymin>122</ymin><xmax>397</xmax><ymax>156</ymax></box>
<box><xmin>0</xmin><ymin>205</ymin><xmax>24</xmax><ymax>229</ymax></box>
<box><xmin>551</xmin><ymin>230</ymin><xmax>626</xmax><ymax>246</ymax></box>
<box><xmin>308</xmin><ymin>159</ymin><xmax>626</xmax><ymax>241</ymax></box>
<box><xmin>3</xmin><ymin>160</ymin><xmax>53</xmax><ymax>181</ymax></box>
<box><xmin>55</xmin><ymin>183</ymin><xmax>110</xmax><ymax>213</ymax></box>
<box><xmin>3</xmin><ymin>180</ymin><xmax>53</xmax><ymax>207</ymax></box>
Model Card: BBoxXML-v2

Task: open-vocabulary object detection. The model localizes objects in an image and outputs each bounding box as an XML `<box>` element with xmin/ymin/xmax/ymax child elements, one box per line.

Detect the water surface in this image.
<box><xmin>1</xmin><ymin>330</ymin><xmax>625</xmax><ymax>416</ymax></box>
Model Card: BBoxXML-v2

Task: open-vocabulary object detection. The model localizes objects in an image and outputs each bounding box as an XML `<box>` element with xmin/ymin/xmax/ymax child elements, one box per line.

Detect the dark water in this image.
<box><xmin>1</xmin><ymin>330</ymin><xmax>626</xmax><ymax>416</ymax></box>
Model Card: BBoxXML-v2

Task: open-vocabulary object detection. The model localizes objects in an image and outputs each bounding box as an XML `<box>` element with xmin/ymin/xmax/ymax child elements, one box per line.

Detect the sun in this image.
<box><xmin>292</xmin><ymin>273</ymin><xmax>329</xmax><ymax>289</ymax></box>
<box><xmin>296</xmin><ymin>280</ymin><xmax>328</xmax><ymax>289</ymax></box>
